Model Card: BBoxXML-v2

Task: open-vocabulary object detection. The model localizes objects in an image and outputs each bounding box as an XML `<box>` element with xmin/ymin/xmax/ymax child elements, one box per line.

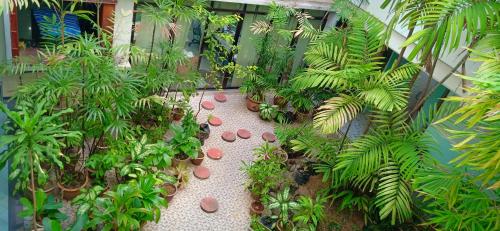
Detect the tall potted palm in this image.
<box><xmin>0</xmin><ymin>101</ymin><xmax>80</xmax><ymax>229</ymax></box>
<box><xmin>295</xmin><ymin>12</ymin><xmax>420</xmax><ymax>134</ymax></box>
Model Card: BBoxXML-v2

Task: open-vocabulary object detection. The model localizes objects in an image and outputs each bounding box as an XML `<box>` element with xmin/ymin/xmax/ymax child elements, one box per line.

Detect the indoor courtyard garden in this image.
<box><xmin>0</xmin><ymin>0</ymin><xmax>498</xmax><ymax>230</ymax></box>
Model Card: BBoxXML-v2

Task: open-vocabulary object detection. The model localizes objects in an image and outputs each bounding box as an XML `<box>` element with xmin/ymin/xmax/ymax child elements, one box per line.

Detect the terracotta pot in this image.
<box><xmin>162</xmin><ymin>183</ymin><xmax>177</xmax><ymax>202</ymax></box>
<box><xmin>190</xmin><ymin>150</ymin><xmax>205</xmax><ymax>166</ymax></box>
<box><xmin>172</xmin><ymin>108</ymin><xmax>184</xmax><ymax>121</ymax></box>
<box><xmin>273</xmin><ymin>148</ymin><xmax>288</xmax><ymax>163</ymax></box>
<box><xmin>172</xmin><ymin>153</ymin><xmax>190</xmax><ymax>167</ymax></box>
<box><xmin>246</xmin><ymin>96</ymin><xmax>261</xmax><ymax>112</ymax></box>
<box><xmin>57</xmin><ymin>171</ymin><xmax>89</xmax><ymax>200</ymax></box>
<box><xmin>250</xmin><ymin>200</ymin><xmax>265</xmax><ymax>215</ymax></box>
<box><xmin>294</xmin><ymin>111</ymin><xmax>310</xmax><ymax>122</ymax></box>
<box><xmin>27</xmin><ymin>183</ymin><xmax>57</xmax><ymax>200</ymax></box>
<box><xmin>273</xmin><ymin>95</ymin><xmax>287</xmax><ymax>108</ymax></box>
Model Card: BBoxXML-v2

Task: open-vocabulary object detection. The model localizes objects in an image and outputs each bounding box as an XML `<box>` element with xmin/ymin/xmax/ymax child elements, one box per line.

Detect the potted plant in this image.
<box><xmin>238</xmin><ymin>66</ymin><xmax>270</xmax><ymax>112</ymax></box>
<box><xmin>173</xmin><ymin>162</ymin><xmax>190</xmax><ymax>190</ymax></box>
<box><xmin>268</xmin><ymin>187</ymin><xmax>298</xmax><ymax>231</ymax></box>
<box><xmin>163</xmin><ymin>182</ymin><xmax>178</xmax><ymax>203</ymax></box>
<box><xmin>19</xmin><ymin>189</ymin><xmax>68</xmax><ymax>230</ymax></box>
<box><xmin>171</xmin><ymin>100</ymin><xmax>188</xmax><ymax>121</ymax></box>
<box><xmin>158</xmin><ymin>175</ymin><xmax>178</xmax><ymax>203</ymax></box>
<box><xmin>0</xmin><ymin>102</ymin><xmax>80</xmax><ymax>229</ymax></box>
<box><xmin>182</xmin><ymin>109</ymin><xmax>209</xmax><ymax>145</ymax></box>
<box><xmin>86</xmin><ymin>174</ymin><xmax>167</xmax><ymax>230</ymax></box>
<box><xmin>279</xmin><ymin>85</ymin><xmax>314</xmax><ymax>122</ymax></box>
<box><xmin>254</xmin><ymin>142</ymin><xmax>287</xmax><ymax>163</ymax></box>
<box><xmin>251</xmin><ymin>200</ymin><xmax>266</xmax><ymax>216</ymax></box>
<box><xmin>85</xmin><ymin>150</ymin><xmax>122</xmax><ymax>186</ymax></box>
<box><xmin>197</xmin><ymin>122</ymin><xmax>211</xmax><ymax>143</ymax></box>
<box><xmin>292</xmin><ymin>194</ymin><xmax>327</xmax><ymax>230</ymax></box>
<box><xmin>190</xmin><ymin>150</ymin><xmax>205</xmax><ymax>166</ymax></box>
<box><xmin>57</xmin><ymin>166</ymin><xmax>90</xmax><ymax>200</ymax></box>
<box><xmin>259</xmin><ymin>103</ymin><xmax>278</xmax><ymax>121</ymax></box>
<box><xmin>170</xmin><ymin>125</ymin><xmax>202</xmax><ymax>166</ymax></box>
<box><xmin>242</xmin><ymin>154</ymin><xmax>285</xmax><ymax>200</ymax></box>
<box><xmin>72</xmin><ymin>185</ymin><xmax>106</xmax><ymax>220</ymax></box>
<box><xmin>275</xmin><ymin>124</ymin><xmax>313</xmax><ymax>159</ymax></box>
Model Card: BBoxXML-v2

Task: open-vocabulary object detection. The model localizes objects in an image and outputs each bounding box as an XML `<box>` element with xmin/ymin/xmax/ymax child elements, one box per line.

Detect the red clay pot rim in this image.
<box><xmin>163</xmin><ymin>183</ymin><xmax>178</xmax><ymax>197</ymax></box>
<box><xmin>251</xmin><ymin>201</ymin><xmax>265</xmax><ymax>211</ymax></box>
<box><xmin>246</xmin><ymin>96</ymin><xmax>262</xmax><ymax>104</ymax></box>
<box><xmin>57</xmin><ymin>171</ymin><xmax>89</xmax><ymax>192</ymax></box>
<box><xmin>194</xmin><ymin>151</ymin><xmax>205</xmax><ymax>160</ymax></box>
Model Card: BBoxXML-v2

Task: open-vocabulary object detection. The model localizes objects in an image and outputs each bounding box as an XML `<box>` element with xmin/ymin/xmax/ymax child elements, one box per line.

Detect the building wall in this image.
<box><xmin>0</xmin><ymin>7</ymin><xmax>9</xmax><ymax>231</ymax></box>
<box><xmin>357</xmin><ymin>0</ymin><xmax>480</xmax><ymax>95</ymax></box>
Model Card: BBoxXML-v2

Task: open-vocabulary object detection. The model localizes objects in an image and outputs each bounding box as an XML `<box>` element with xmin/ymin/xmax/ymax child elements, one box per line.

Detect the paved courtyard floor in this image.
<box><xmin>144</xmin><ymin>89</ymin><xmax>275</xmax><ymax>231</ymax></box>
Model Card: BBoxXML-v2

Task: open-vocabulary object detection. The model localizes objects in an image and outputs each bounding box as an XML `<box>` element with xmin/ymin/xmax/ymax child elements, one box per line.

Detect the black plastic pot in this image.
<box><xmin>282</xmin><ymin>145</ymin><xmax>304</xmax><ymax>159</ymax></box>
<box><xmin>260</xmin><ymin>216</ymin><xmax>275</xmax><ymax>230</ymax></box>
<box><xmin>198</xmin><ymin>123</ymin><xmax>210</xmax><ymax>140</ymax></box>
<box><xmin>294</xmin><ymin>170</ymin><xmax>312</xmax><ymax>185</ymax></box>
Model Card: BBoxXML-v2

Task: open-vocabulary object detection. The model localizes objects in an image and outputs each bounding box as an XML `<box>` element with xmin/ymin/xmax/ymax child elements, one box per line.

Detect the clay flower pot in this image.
<box><xmin>57</xmin><ymin>171</ymin><xmax>89</xmax><ymax>200</ymax></box>
<box><xmin>190</xmin><ymin>151</ymin><xmax>205</xmax><ymax>166</ymax></box>
<box><xmin>162</xmin><ymin>183</ymin><xmax>177</xmax><ymax>202</ymax></box>
<box><xmin>172</xmin><ymin>108</ymin><xmax>185</xmax><ymax>121</ymax></box>
<box><xmin>250</xmin><ymin>200</ymin><xmax>265</xmax><ymax>215</ymax></box>
<box><xmin>246</xmin><ymin>96</ymin><xmax>261</xmax><ymax>112</ymax></box>
<box><xmin>172</xmin><ymin>153</ymin><xmax>190</xmax><ymax>167</ymax></box>
<box><xmin>27</xmin><ymin>183</ymin><xmax>57</xmax><ymax>200</ymax></box>
<box><xmin>294</xmin><ymin>110</ymin><xmax>310</xmax><ymax>122</ymax></box>
<box><xmin>273</xmin><ymin>95</ymin><xmax>287</xmax><ymax>108</ymax></box>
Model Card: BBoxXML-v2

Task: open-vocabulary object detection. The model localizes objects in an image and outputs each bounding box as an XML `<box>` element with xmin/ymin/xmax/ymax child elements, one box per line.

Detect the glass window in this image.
<box><xmin>14</xmin><ymin>2</ymin><xmax>100</xmax><ymax>63</ymax></box>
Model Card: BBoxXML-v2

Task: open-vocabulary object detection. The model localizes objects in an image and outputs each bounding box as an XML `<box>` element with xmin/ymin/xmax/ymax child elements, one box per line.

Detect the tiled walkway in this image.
<box><xmin>144</xmin><ymin>90</ymin><xmax>275</xmax><ymax>230</ymax></box>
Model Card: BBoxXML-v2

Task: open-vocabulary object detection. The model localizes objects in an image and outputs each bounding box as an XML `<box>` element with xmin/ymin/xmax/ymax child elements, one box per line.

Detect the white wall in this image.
<box><xmin>358</xmin><ymin>0</ymin><xmax>480</xmax><ymax>95</ymax></box>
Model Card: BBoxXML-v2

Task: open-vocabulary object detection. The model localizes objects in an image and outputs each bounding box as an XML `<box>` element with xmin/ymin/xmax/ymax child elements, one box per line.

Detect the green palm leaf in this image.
<box><xmin>314</xmin><ymin>95</ymin><xmax>364</xmax><ymax>134</ymax></box>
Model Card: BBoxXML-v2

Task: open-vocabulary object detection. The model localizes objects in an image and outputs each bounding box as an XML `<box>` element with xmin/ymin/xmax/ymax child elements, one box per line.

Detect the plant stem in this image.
<box><xmin>195</xmin><ymin>86</ymin><xmax>207</xmax><ymax>118</ymax></box>
<box><xmin>409</xmin><ymin>37</ymin><xmax>478</xmax><ymax>116</ymax></box>
<box><xmin>337</xmin><ymin>119</ymin><xmax>354</xmax><ymax>154</ymax></box>
<box><xmin>29</xmin><ymin>151</ymin><xmax>37</xmax><ymax>229</ymax></box>
<box><xmin>392</xmin><ymin>26</ymin><xmax>414</xmax><ymax>68</ymax></box>
<box><xmin>147</xmin><ymin>24</ymin><xmax>157</xmax><ymax>69</ymax></box>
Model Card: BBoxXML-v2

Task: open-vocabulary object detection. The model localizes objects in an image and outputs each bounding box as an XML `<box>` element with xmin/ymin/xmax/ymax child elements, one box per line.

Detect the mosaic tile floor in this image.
<box><xmin>143</xmin><ymin>90</ymin><xmax>275</xmax><ymax>231</ymax></box>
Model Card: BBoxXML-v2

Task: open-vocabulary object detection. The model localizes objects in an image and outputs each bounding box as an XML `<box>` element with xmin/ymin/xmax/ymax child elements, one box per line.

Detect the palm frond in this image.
<box><xmin>375</xmin><ymin>161</ymin><xmax>413</xmax><ymax>224</ymax></box>
<box><xmin>314</xmin><ymin>95</ymin><xmax>364</xmax><ymax>134</ymax></box>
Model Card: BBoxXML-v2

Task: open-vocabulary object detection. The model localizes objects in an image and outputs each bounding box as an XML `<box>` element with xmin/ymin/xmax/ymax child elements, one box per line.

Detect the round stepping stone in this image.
<box><xmin>208</xmin><ymin>116</ymin><xmax>222</xmax><ymax>126</ymax></box>
<box><xmin>262</xmin><ymin>132</ymin><xmax>277</xmax><ymax>143</ymax></box>
<box><xmin>237</xmin><ymin>129</ymin><xmax>251</xmax><ymax>139</ymax></box>
<box><xmin>193</xmin><ymin>166</ymin><xmax>210</xmax><ymax>179</ymax></box>
<box><xmin>221</xmin><ymin>131</ymin><xmax>236</xmax><ymax>142</ymax></box>
<box><xmin>214</xmin><ymin>92</ymin><xmax>227</xmax><ymax>102</ymax></box>
<box><xmin>201</xmin><ymin>101</ymin><xmax>215</xmax><ymax>110</ymax></box>
<box><xmin>207</xmin><ymin>148</ymin><xmax>223</xmax><ymax>160</ymax></box>
<box><xmin>200</xmin><ymin>197</ymin><xmax>219</xmax><ymax>213</ymax></box>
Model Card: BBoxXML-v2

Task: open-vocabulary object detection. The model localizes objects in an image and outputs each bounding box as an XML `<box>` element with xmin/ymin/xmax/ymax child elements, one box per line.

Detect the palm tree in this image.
<box><xmin>382</xmin><ymin>0</ymin><xmax>500</xmax><ymax>112</ymax></box>
<box><xmin>0</xmin><ymin>101</ymin><xmax>80</xmax><ymax>228</ymax></box>
<box><xmin>294</xmin><ymin>12</ymin><xmax>420</xmax><ymax>134</ymax></box>
<box><xmin>329</xmin><ymin>105</ymin><xmax>451</xmax><ymax>224</ymax></box>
